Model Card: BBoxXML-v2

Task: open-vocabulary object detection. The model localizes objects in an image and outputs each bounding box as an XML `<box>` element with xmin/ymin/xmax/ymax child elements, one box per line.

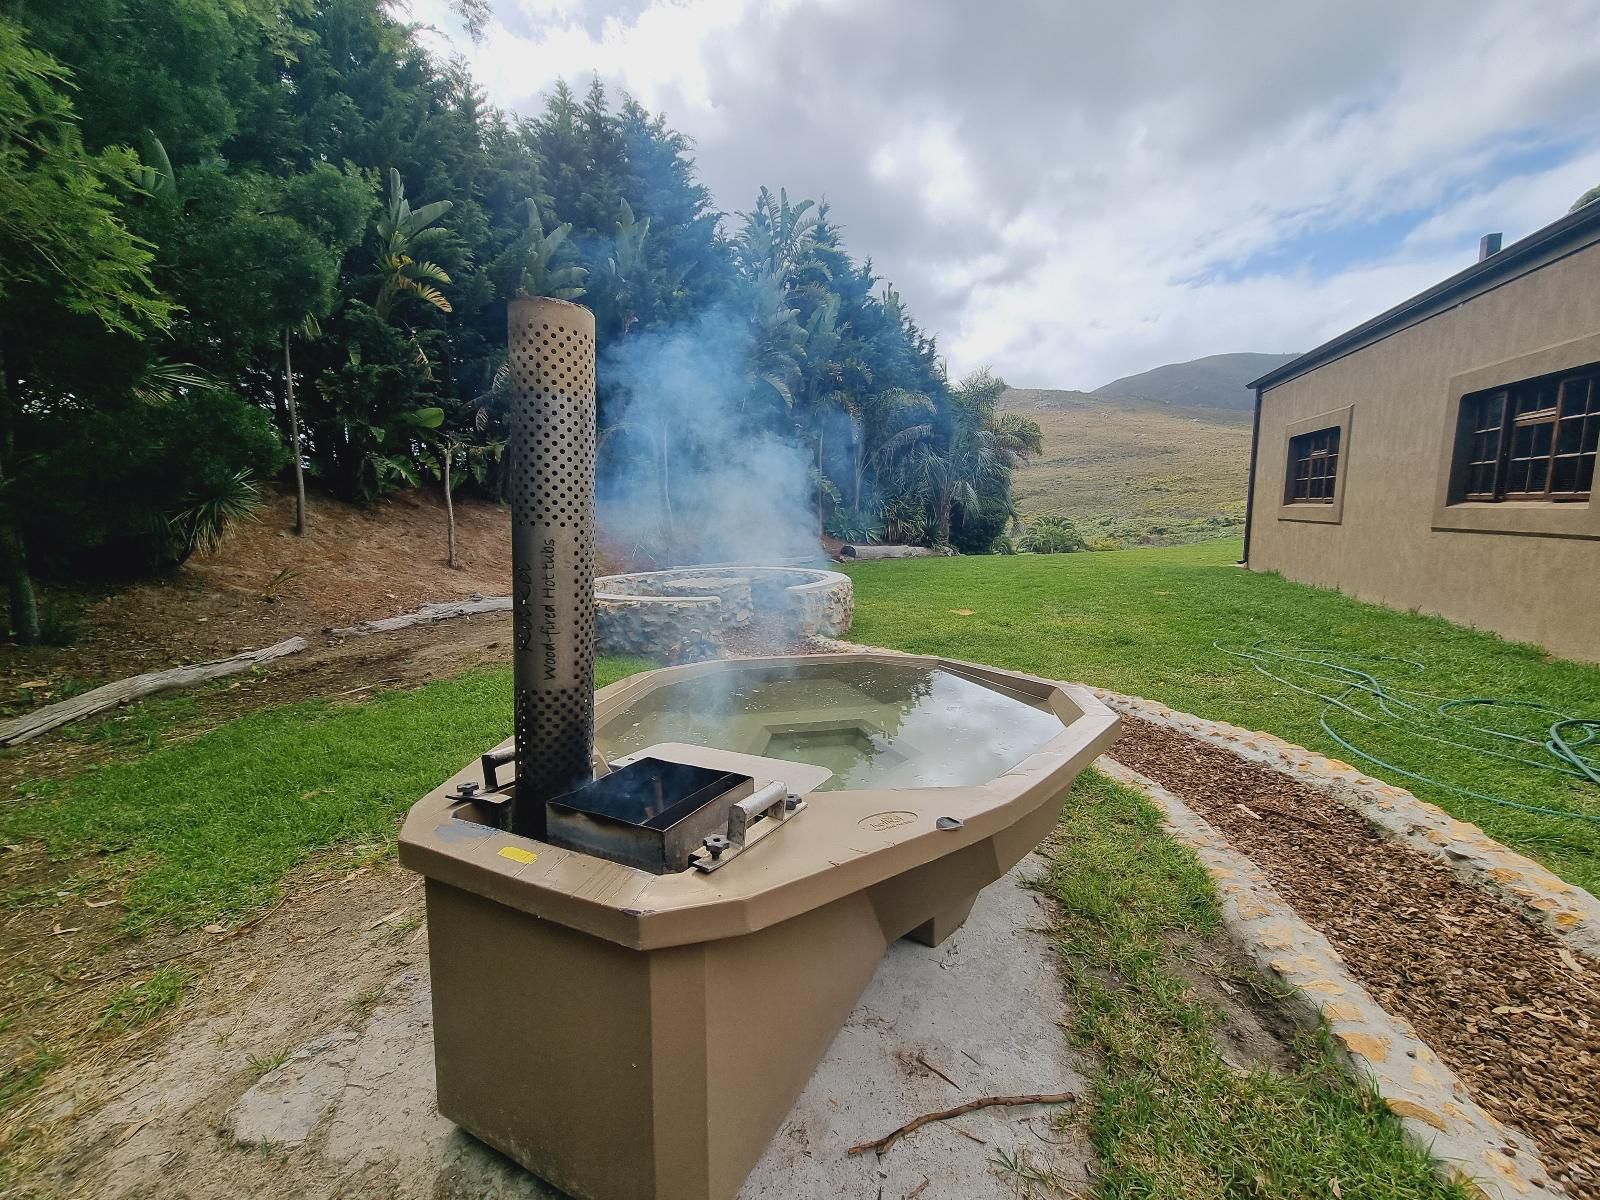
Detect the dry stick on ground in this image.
<box><xmin>325</xmin><ymin>595</ymin><xmax>510</xmax><ymax>637</ymax></box>
<box><xmin>0</xmin><ymin>637</ymin><xmax>309</xmax><ymax>746</ymax></box>
<box><xmin>847</xmin><ymin>1092</ymin><xmax>1077</xmax><ymax>1157</ymax></box>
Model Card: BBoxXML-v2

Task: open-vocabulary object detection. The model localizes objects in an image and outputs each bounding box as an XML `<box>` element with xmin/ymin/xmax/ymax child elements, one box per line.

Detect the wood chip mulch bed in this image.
<box><xmin>1111</xmin><ymin>716</ymin><xmax>1600</xmax><ymax>1198</ymax></box>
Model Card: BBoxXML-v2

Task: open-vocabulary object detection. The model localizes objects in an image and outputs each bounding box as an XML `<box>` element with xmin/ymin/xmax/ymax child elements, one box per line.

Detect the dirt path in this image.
<box><xmin>1110</xmin><ymin>716</ymin><xmax>1600</xmax><ymax>1198</ymax></box>
<box><xmin>7</xmin><ymin>859</ymin><xmax>432</xmax><ymax>1199</ymax></box>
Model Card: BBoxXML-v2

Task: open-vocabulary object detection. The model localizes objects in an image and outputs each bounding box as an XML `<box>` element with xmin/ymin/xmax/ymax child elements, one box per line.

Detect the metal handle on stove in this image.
<box><xmin>695</xmin><ymin>781</ymin><xmax>804</xmax><ymax>872</ymax></box>
<box><xmin>727</xmin><ymin>781</ymin><xmax>791</xmax><ymax>850</ymax></box>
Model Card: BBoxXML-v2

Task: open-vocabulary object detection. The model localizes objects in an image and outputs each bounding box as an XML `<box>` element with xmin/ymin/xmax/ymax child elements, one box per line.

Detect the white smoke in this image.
<box><xmin>597</xmin><ymin>306</ymin><xmax>821</xmax><ymax>566</ymax></box>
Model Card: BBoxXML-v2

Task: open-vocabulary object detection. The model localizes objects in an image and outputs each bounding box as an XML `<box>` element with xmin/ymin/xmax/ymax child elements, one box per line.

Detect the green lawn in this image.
<box><xmin>1</xmin><ymin>658</ymin><xmax>649</xmax><ymax>931</ymax></box>
<box><xmin>843</xmin><ymin>538</ymin><xmax>1600</xmax><ymax>893</ymax></box>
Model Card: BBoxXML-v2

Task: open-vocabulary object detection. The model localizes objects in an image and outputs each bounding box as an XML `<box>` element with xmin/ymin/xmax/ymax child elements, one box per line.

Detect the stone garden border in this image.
<box><xmin>1099</xmin><ymin>756</ymin><xmax>1565</xmax><ymax>1200</ymax></box>
<box><xmin>1092</xmin><ymin>689</ymin><xmax>1600</xmax><ymax>963</ymax></box>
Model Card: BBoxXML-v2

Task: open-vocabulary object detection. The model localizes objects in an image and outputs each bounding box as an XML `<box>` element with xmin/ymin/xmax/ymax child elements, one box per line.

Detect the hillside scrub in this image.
<box><xmin>1000</xmin><ymin>388</ymin><xmax>1250</xmax><ymax>547</ymax></box>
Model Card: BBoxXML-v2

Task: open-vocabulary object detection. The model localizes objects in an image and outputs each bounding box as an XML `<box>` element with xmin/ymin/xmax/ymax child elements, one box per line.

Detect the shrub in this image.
<box><xmin>1018</xmin><ymin>516</ymin><xmax>1089</xmax><ymax>554</ymax></box>
<box><xmin>880</xmin><ymin>496</ymin><xmax>929</xmax><ymax>546</ymax></box>
<box><xmin>20</xmin><ymin>390</ymin><xmax>285</xmax><ymax>578</ymax></box>
<box><xmin>951</xmin><ymin>495</ymin><xmax>1012</xmax><ymax>555</ymax></box>
<box><xmin>825</xmin><ymin>507</ymin><xmax>884</xmax><ymax>545</ymax></box>
<box><xmin>36</xmin><ymin>601</ymin><xmax>83</xmax><ymax>646</ymax></box>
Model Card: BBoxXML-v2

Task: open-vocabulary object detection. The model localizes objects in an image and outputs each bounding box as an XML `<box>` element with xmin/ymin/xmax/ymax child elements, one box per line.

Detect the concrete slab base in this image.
<box><xmin>224</xmin><ymin>856</ymin><xmax>1088</xmax><ymax>1199</ymax></box>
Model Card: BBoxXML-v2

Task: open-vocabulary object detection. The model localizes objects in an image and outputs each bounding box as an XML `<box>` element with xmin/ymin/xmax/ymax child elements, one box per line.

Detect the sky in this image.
<box><xmin>409</xmin><ymin>0</ymin><xmax>1600</xmax><ymax>389</ymax></box>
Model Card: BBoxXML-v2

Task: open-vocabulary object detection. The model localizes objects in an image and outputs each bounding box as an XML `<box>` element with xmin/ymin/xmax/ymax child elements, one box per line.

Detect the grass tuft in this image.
<box><xmin>246</xmin><ymin>1048</ymin><xmax>291</xmax><ymax>1078</ymax></box>
<box><xmin>95</xmin><ymin>967</ymin><xmax>193</xmax><ymax>1031</ymax></box>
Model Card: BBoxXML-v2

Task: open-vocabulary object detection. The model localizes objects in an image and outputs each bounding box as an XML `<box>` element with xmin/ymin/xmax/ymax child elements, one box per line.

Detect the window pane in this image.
<box><xmin>1552</xmin><ymin>456</ymin><xmax>1579</xmax><ymax>494</ymax></box>
<box><xmin>1526</xmin><ymin>457</ymin><xmax>1548</xmax><ymax>493</ymax></box>
<box><xmin>1562</xmin><ymin>376</ymin><xmax>1594</xmax><ymax>415</ymax></box>
<box><xmin>1579</xmin><ymin>455</ymin><xmax>1596</xmax><ymax>494</ymax></box>
<box><xmin>1558</xmin><ymin>417</ymin><xmax>1584</xmax><ymax>454</ymax></box>
<box><xmin>1584</xmin><ymin>417</ymin><xmax>1600</xmax><ymax>454</ymax></box>
<box><xmin>1509</xmin><ymin>424</ymin><xmax>1533</xmax><ymax>457</ymax></box>
<box><xmin>1505</xmin><ymin>457</ymin><xmax>1530</xmax><ymax>494</ymax></box>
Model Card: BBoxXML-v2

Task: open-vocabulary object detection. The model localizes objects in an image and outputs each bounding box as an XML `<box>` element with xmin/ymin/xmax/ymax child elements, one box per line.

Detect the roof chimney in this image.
<box><xmin>1478</xmin><ymin>232</ymin><xmax>1503</xmax><ymax>261</ymax></box>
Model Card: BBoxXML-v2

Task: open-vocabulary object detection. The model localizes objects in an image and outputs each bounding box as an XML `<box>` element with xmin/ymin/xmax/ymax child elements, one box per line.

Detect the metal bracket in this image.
<box><xmin>480</xmin><ymin>745</ymin><xmax>516</xmax><ymax>792</ymax></box>
<box><xmin>449</xmin><ymin>778</ymin><xmax>513</xmax><ymax>826</ymax></box>
<box><xmin>692</xmin><ymin>782</ymin><xmax>804</xmax><ymax>873</ymax></box>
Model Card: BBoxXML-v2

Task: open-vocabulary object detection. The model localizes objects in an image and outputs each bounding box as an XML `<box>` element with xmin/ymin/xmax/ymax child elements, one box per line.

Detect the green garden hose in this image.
<box><xmin>1213</xmin><ymin>640</ymin><xmax>1600</xmax><ymax>825</ymax></box>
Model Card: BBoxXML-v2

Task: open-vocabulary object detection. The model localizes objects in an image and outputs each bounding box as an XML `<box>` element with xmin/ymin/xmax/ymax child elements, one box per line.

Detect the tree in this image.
<box><xmin>0</xmin><ymin>16</ymin><xmax>171</xmax><ymax>640</ymax></box>
<box><xmin>895</xmin><ymin>369</ymin><xmax>1040</xmax><ymax>548</ymax></box>
<box><xmin>374</xmin><ymin>168</ymin><xmax>454</xmax><ymax>320</ymax></box>
<box><xmin>0</xmin><ymin>1</ymin><xmax>1016</xmax><ymax>590</ymax></box>
<box><xmin>589</xmin><ymin>198</ymin><xmax>651</xmax><ymax>336</ymax></box>
<box><xmin>1571</xmin><ymin>184</ymin><xmax>1600</xmax><ymax>214</ymax></box>
<box><xmin>850</xmin><ymin>388</ymin><xmax>935</xmax><ymax>510</ymax></box>
<box><xmin>158</xmin><ymin>162</ymin><xmax>373</xmax><ymax>534</ymax></box>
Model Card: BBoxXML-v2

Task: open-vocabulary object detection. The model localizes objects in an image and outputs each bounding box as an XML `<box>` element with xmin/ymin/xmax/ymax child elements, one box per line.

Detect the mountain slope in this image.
<box><xmin>1093</xmin><ymin>352</ymin><xmax>1299</xmax><ymax>410</ymax></box>
<box><xmin>1000</xmin><ymin>388</ymin><xmax>1250</xmax><ymax>546</ymax></box>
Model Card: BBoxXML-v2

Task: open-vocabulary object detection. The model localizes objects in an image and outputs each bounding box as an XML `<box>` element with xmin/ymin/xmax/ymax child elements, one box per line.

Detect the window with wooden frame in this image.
<box><xmin>1286</xmin><ymin>426</ymin><xmax>1340</xmax><ymax>503</ymax></box>
<box><xmin>1456</xmin><ymin>364</ymin><xmax>1599</xmax><ymax>502</ymax></box>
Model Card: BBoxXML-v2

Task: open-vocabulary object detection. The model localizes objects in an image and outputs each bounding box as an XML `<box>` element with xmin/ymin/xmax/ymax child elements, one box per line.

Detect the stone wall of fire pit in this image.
<box><xmin>594</xmin><ymin>566</ymin><xmax>853</xmax><ymax>655</ymax></box>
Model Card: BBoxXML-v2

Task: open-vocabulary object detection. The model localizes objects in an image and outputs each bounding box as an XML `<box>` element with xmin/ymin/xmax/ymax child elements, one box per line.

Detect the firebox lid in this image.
<box><xmin>548</xmin><ymin>757</ymin><xmax>751</xmax><ymax>832</ymax></box>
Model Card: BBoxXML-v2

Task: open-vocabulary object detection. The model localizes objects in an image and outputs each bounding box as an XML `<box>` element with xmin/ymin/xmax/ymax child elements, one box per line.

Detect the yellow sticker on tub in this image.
<box><xmin>498</xmin><ymin>846</ymin><xmax>538</xmax><ymax>865</ymax></box>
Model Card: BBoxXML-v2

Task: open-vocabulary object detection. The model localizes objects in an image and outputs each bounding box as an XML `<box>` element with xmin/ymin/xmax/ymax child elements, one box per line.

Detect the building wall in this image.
<box><xmin>1248</xmin><ymin>240</ymin><xmax>1600</xmax><ymax>663</ymax></box>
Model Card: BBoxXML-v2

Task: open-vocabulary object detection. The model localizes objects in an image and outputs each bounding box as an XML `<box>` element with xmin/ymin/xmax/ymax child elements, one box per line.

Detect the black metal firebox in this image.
<box><xmin>544</xmin><ymin>757</ymin><xmax>756</xmax><ymax>873</ymax></box>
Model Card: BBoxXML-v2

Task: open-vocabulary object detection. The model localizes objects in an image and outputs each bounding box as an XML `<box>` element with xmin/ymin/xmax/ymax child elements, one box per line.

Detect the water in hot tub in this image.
<box><xmin>593</xmin><ymin>660</ymin><xmax>1066</xmax><ymax>790</ymax></box>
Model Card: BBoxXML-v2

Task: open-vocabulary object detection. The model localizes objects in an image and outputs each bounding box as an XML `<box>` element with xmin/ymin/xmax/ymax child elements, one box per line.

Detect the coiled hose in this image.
<box><xmin>1214</xmin><ymin>640</ymin><xmax>1600</xmax><ymax>825</ymax></box>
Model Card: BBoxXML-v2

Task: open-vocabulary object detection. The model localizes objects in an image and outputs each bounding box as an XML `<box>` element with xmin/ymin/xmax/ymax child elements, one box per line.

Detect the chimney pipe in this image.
<box><xmin>507</xmin><ymin>297</ymin><xmax>597</xmax><ymax>840</ymax></box>
<box><xmin>1479</xmin><ymin>232</ymin><xmax>1503</xmax><ymax>261</ymax></box>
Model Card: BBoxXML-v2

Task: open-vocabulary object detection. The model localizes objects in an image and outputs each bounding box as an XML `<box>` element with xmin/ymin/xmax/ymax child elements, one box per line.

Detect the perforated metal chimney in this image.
<box><xmin>506</xmin><ymin>297</ymin><xmax>598</xmax><ymax>840</ymax></box>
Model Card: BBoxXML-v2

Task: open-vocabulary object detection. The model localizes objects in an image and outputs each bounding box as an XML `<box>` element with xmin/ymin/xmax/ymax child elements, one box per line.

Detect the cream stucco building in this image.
<box><xmin>1244</xmin><ymin>205</ymin><xmax>1600</xmax><ymax>663</ymax></box>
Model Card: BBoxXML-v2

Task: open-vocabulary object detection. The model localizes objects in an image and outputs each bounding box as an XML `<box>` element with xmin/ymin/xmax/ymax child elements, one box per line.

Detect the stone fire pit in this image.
<box><xmin>594</xmin><ymin>566</ymin><xmax>853</xmax><ymax>655</ymax></box>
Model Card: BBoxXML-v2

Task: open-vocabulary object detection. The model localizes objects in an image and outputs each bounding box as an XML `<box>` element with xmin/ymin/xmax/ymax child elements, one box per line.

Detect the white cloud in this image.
<box><xmin>415</xmin><ymin>0</ymin><xmax>1600</xmax><ymax>387</ymax></box>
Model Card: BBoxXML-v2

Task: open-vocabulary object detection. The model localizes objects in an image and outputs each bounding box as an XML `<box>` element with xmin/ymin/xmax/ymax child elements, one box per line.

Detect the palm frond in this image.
<box><xmin>133</xmin><ymin>360</ymin><xmax>227</xmax><ymax>405</ymax></box>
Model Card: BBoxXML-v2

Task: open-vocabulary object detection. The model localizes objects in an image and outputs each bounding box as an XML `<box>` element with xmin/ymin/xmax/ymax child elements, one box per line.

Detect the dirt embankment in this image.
<box><xmin>4</xmin><ymin>486</ymin><xmax>518</xmax><ymax>697</ymax></box>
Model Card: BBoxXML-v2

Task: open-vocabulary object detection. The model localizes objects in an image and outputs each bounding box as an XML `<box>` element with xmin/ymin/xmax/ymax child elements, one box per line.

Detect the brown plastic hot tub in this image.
<box><xmin>399</xmin><ymin>651</ymin><xmax>1118</xmax><ymax>1200</ymax></box>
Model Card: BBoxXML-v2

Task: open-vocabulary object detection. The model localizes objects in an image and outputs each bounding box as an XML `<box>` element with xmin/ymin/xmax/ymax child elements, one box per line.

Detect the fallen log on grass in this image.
<box><xmin>326</xmin><ymin>594</ymin><xmax>511</xmax><ymax>638</ymax></box>
<box><xmin>0</xmin><ymin>636</ymin><xmax>308</xmax><ymax>746</ymax></box>
<box><xmin>838</xmin><ymin>544</ymin><xmax>941</xmax><ymax>560</ymax></box>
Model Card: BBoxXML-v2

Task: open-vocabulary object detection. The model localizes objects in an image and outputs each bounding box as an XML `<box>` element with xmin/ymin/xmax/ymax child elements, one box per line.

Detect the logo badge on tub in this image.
<box><xmin>858</xmin><ymin>811</ymin><xmax>916</xmax><ymax>832</ymax></box>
